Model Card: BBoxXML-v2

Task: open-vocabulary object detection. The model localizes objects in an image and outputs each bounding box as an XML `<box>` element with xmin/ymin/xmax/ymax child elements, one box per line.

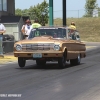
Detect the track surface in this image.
<box><xmin>0</xmin><ymin>46</ymin><xmax>100</xmax><ymax>100</ymax></box>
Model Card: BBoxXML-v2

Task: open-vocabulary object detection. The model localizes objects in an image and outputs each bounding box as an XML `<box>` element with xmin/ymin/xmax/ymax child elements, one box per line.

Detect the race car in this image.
<box><xmin>14</xmin><ymin>26</ymin><xmax>86</xmax><ymax>68</ymax></box>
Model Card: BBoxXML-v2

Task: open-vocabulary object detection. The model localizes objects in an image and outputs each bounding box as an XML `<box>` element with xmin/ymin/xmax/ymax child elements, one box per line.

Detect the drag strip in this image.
<box><xmin>0</xmin><ymin>47</ymin><xmax>100</xmax><ymax>100</ymax></box>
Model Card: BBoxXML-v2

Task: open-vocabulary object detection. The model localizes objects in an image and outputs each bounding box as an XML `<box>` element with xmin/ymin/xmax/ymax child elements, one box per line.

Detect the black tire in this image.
<box><xmin>70</xmin><ymin>54</ymin><xmax>81</xmax><ymax>66</ymax></box>
<box><xmin>18</xmin><ymin>57</ymin><xmax>26</xmax><ymax>68</ymax></box>
<box><xmin>58</xmin><ymin>52</ymin><xmax>66</xmax><ymax>69</ymax></box>
<box><xmin>36</xmin><ymin>59</ymin><xmax>46</xmax><ymax>67</ymax></box>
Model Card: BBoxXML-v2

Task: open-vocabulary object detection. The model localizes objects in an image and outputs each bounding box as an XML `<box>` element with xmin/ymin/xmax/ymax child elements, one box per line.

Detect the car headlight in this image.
<box><xmin>54</xmin><ymin>45</ymin><xmax>60</xmax><ymax>51</ymax></box>
<box><xmin>15</xmin><ymin>44</ymin><xmax>22</xmax><ymax>51</ymax></box>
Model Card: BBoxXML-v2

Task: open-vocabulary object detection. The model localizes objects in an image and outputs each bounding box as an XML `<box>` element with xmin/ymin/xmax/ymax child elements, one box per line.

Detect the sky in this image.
<box><xmin>15</xmin><ymin>0</ymin><xmax>100</xmax><ymax>18</ymax></box>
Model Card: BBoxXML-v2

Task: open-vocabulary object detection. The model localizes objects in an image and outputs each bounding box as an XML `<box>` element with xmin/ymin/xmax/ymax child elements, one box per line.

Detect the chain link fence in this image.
<box><xmin>53</xmin><ymin>9</ymin><xmax>100</xmax><ymax>18</ymax></box>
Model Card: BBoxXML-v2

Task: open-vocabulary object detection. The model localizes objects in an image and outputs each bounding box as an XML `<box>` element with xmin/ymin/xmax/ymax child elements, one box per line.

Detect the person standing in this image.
<box><xmin>21</xmin><ymin>19</ymin><xmax>32</xmax><ymax>39</ymax></box>
<box><xmin>68</xmin><ymin>25</ymin><xmax>80</xmax><ymax>40</ymax></box>
<box><xmin>71</xmin><ymin>21</ymin><xmax>75</xmax><ymax>26</ymax></box>
<box><xmin>0</xmin><ymin>19</ymin><xmax>6</xmax><ymax>57</ymax></box>
<box><xmin>32</xmin><ymin>18</ymin><xmax>41</xmax><ymax>28</ymax></box>
<box><xmin>70</xmin><ymin>21</ymin><xmax>76</xmax><ymax>29</ymax></box>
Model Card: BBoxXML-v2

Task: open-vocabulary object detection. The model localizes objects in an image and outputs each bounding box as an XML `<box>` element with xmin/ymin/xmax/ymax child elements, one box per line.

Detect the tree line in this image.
<box><xmin>15</xmin><ymin>0</ymin><xmax>100</xmax><ymax>24</ymax></box>
<box><xmin>15</xmin><ymin>0</ymin><xmax>49</xmax><ymax>25</ymax></box>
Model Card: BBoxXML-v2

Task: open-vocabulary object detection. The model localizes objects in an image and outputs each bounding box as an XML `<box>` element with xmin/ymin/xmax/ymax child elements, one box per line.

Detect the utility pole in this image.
<box><xmin>49</xmin><ymin>0</ymin><xmax>53</xmax><ymax>26</ymax></box>
<box><xmin>62</xmin><ymin>0</ymin><xmax>66</xmax><ymax>26</ymax></box>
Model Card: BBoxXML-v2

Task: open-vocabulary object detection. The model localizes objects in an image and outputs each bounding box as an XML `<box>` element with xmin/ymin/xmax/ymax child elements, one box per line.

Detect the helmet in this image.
<box><xmin>25</xmin><ymin>19</ymin><xmax>31</xmax><ymax>23</ymax></box>
<box><xmin>71</xmin><ymin>22</ymin><xmax>75</xmax><ymax>26</ymax></box>
<box><xmin>69</xmin><ymin>25</ymin><xmax>76</xmax><ymax>30</ymax></box>
<box><xmin>34</xmin><ymin>18</ymin><xmax>39</xmax><ymax>23</ymax></box>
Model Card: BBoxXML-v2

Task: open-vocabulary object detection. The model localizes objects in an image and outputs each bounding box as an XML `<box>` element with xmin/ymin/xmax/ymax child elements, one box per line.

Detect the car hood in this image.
<box><xmin>15</xmin><ymin>36</ymin><xmax>69</xmax><ymax>44</ymax></box>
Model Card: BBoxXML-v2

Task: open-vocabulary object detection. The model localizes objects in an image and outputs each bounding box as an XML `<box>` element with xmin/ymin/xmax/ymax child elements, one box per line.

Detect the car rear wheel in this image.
<box><xmin>70</xmin><ymin>54</ymin><xmax>81</xmax><ymax>66</ymax></box>
<box><xmin>58</xmin><ymin>52</ymin><xmax>66</xmax><ymax>69</ymax></box>
<box><xmin>18</xmin><ymin>57</ymin><xmax>26</xmax><ymax>68</ymax></box>
<box><xmin>36</xmin><ymin>59</ymin><xmax>46</xmax><ymax>67</ymax></box>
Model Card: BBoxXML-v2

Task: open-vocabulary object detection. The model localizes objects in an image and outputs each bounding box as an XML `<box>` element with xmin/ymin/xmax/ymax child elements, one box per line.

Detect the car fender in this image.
<box><xmin>62</xmin><ymin>47</ymin><xmax>67</xmax><ymax>53</ymax></box>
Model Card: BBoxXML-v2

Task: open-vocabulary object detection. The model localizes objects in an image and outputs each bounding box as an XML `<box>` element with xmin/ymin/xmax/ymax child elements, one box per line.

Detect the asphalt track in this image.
<box><xmin>0</xmin><ymin>43</ymin><xmax>100</xmax><ymax>100</ymax></box>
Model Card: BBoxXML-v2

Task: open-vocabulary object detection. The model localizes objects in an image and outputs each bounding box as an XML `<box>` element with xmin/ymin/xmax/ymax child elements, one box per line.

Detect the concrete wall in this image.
<box><xmin>3</xmin><ymin>17</ymin><xmax>24</xmax><ymax>41</ymax></box>
<box><xmin>4</xmin><ymin>23</ymin><xmax>18</xmax><ymax>41</ymax></box>
<box><xmin>0</xmin><ymin>0</ymin><xmax>15</xmax><ymax>16</ymax></box>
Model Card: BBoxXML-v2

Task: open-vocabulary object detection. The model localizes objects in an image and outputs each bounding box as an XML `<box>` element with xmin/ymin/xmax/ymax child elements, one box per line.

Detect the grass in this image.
<box><xmin>54</xmin><ymin>17</ymin><xmax>100</xmax><ymax>42</ymax></box>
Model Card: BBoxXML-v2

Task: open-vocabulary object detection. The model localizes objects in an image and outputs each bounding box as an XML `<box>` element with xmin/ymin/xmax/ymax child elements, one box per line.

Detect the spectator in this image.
<box><xmin>71</xmin><ymin>21</ymin><xmax>75</xmax><ymax>26</ymax></box>
<box><xmin>69</xmin><ymin>21</ymin><xmax>76</xmax><ymax>30</ymax></box>
<box><xmin>0</xmin><ymin>19</ymin><xmax>6</xmax><ymax>57</ymax></box>
<box><xmin>32</xmin><ymin>18</ymin><xmax>41</xmax><ymax>28</ymax></box>
<box><xmin>68</xmin><ymin>25</ymin><xmax>76</xmax><ymax>40</ymax></box>
<box><xmin>69</xmin><ymin>23</ymin><xmax>80</xmax><ymax>40</ymax></box>
<box><xmin>21</xmin><ymin>19</ymin><xmax>32</xmax><ymax>39</ymax></box>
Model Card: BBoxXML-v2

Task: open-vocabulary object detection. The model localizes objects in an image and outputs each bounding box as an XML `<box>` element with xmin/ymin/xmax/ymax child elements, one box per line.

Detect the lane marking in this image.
<box><xmin>0</xmin><ymin>55</ymin><xmax>17</xmax><ymax>65</ymax></box>
<box><xmin>0</xmin><ymin>61</ymin><xmax>17</xmax><ymax>67</ymax></box>
<box><xmin>0</xmin><ymin>55</ymin><xmax>17</xmax><ymax>64</ymax></box>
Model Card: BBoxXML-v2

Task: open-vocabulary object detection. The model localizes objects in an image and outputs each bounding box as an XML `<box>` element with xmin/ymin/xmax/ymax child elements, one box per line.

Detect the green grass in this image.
<box><xmin>54</xmin><ymin>18</ymin><xmax>100</xmax><ymax>42</ymax></box>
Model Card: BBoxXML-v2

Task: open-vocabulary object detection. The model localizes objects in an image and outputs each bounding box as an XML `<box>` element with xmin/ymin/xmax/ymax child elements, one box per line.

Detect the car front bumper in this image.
<box><xmin>14</xmin><ymin>51</ymin><xmax>63</xmax><ymax>58</ymax></box>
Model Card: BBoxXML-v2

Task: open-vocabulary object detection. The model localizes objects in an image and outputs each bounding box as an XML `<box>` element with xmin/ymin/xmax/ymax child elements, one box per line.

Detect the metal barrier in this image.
<box><xmin>13</xmin><ymin>32</ymin><xmax>23</xmax><ymax>41</ymax></box>
<box><xmin>3</xmin><ymin>41</ymin><xmax>14</xmax><ymax>53</ymax></box>
<box><xmin>2</xmin><ymin>32</ymin><xmax>23</xmax><ymax>54</ymax></box>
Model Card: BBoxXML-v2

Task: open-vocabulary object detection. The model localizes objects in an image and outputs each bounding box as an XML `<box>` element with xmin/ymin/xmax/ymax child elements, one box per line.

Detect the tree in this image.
<box><xmin>22</xmin><ymin>9</ymin><xmax>29</xmax><ymax>16</ymax></box>
<box><xmin>97</xmin><ymin>7</ymin><xmax>100</xmax><ymax>17</ymax></box>
<box><xmin>28</xmin><ymin>0</ymin><xmax>49</xmax><ymax>25</ymax></box>
<box><xmin>15</xmin><ymin>0</ymin><xmax>49</xmax><ymax>25</ymax></box>
<box><xmin>84</xmin><ymin>0</ymin><xmax>98</xmax><ymax>17</ymax></box>
<box><xmin>15</xmin><ymin>8</ymin><xmax>22</xmax><ymax>16</ymax></box>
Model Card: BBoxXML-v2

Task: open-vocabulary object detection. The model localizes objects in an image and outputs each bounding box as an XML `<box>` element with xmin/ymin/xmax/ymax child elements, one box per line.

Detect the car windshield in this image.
<box><xmin>28</xmin><ymin>28</ymin><xmax>67</xmax><ymax>39</ymax></box>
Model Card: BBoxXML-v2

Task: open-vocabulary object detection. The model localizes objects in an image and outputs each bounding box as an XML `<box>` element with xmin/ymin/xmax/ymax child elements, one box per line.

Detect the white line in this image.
<box><xmin>0</xmin><ymin>61</ymin><xmax>17</xmax><ymax>67</ymax></box>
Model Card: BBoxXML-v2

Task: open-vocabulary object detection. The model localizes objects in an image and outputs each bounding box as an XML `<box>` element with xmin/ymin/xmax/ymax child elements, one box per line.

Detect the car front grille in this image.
<box><xmin>22</xmin><ymin>43</ymin><xmax>54</xmax><ymax>51</ymax></box>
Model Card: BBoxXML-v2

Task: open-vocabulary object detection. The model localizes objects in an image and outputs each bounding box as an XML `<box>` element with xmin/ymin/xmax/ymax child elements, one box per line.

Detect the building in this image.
<box><xmin>0</xmin><ymin>0</ymin><xmax>15</xmax><ymax>17</ymax></box>
<box><xmin>1</xmin><ymin>16</ymin><xmax>29</xmax><ymax>41</ymax></box>
<box><xmin>0</xmin><ymin>0</ymin><xmax>30</xmax><ymax>41</ymax></box>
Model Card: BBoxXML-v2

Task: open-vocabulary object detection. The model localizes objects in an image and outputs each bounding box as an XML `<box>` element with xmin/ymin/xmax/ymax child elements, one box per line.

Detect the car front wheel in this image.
<box><xmin>18</xmin><ymin>57</ymin><xmax>26</xmax><ymax>68</ymax></box>
<box><xmin>58</xmin><ymin>52</ymin><xmax>66</xmax><ymax>68</ymax></box>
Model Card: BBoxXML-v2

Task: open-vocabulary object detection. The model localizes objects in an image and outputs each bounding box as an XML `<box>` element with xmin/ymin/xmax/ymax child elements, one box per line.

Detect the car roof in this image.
<box><xmin>32</xmin><ymin>26</ymin><xmax>68</xmax><ymax>30</ymax></box>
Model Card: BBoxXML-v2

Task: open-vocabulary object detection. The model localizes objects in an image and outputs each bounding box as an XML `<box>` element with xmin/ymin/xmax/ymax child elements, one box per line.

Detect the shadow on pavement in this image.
<box><xmin>15</xmin><ymin>62</ymin><xmax>85</xmax><ymax>70</ymax></box>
